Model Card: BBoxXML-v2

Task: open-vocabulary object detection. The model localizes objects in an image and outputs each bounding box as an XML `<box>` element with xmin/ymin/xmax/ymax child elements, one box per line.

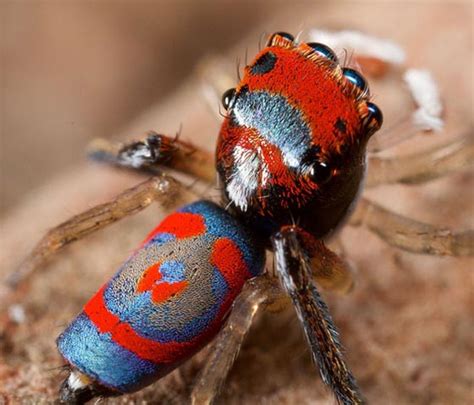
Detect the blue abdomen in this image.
<box><xmin>57</xmin><ymin>200</ymin><xmax>265</xmax><ymax>392</ymax></box>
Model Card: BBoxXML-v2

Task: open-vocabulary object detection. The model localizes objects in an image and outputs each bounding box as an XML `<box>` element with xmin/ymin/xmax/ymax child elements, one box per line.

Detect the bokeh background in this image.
<box><xmin>1</xmin><ymin>1</ymin><xmax>473</xmax><ymax>404</ymax></box>
<box><xmin>1</xmin><ymin>1</ymin><xmax>273</xmax><ymax>213</ymax></box>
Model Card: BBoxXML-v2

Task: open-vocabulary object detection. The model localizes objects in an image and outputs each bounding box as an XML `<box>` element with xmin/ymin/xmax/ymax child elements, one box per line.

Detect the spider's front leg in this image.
<box><xmin>349</xmin><ymin>134</ymin><xmax>474</xmax><ymax>256</ymax></box>
<box><xmin>103</xmin><ymin>132</ymin><xmax>474</xmax><ymax>259</ymax></box>
<box><xmin>5</xmin><ymin>175</ymin><xmax>187</xmax><ymax>291</ymax></box>
<box><xmin>96</xmin><ymin>128</ymin><xmax>473</xmax><ymax>260</ymax></box>
<box><xmin>88</xmin><ymin>132</ymin><xmax>215</xmax><ymax>183</ymax></box>
<box><xmin>272</xmin><ymin>226</ymin><xmax>364</xmax><ymax>405</ymax></box>
<box><xmin>366</xmin><ymin>135</ymin><xmax>474</xmax><ymax>187</ymax></box>
<box><xmin>7</xmin><ymin>131</ymin><xmax>217</xmax><ymax>292</ymax></box>
<box><xmin>350</xmin><ymin>198</ymin><xmax>474</xmax><ymax>257</ymax></box>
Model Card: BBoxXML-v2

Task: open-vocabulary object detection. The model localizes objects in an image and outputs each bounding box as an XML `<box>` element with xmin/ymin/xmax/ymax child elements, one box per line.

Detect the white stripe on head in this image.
<box><xmin>233</xmin><ymin>91</ymin><xmax>312</xmax><ymax>171</ymax></box>
<box><xmin>226</xmin><ymin>146</ymin><xmax>260</xmax><ymax>211</ymax></box>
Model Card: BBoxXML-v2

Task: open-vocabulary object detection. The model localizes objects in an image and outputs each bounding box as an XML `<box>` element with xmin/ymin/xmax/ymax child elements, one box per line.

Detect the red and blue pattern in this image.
<box><xmin>216</xmin><ymin>35</ymin><xmax>381</xmax><ymax>239</ymax></box>
<box><xmin>57</xmin><ymin>200</ymin><xmax>265</xmax><ymax>392</ymax></box>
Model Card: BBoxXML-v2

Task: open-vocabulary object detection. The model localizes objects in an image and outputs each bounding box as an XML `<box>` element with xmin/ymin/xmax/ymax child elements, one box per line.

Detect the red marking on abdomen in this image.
<box><xmin>151</xmin><ymin>280</ymin><xmax>188</xmax><ymax>303</ymax></box>
<box><xmin>137</xmin><ymin>263</ymin><xmax>162</xmax><ymax>292</ymax></box>
<box><xmin>211</xmin><ymin>238</ymin><xmax>252</xmax><ymax>291</ymax></box>
<box><xmin>83</xmin><ymin>239</ymin><xmax>250</xmax><ymax>365</ymax></box>
<box><xmin>141</xmin><ymin>212</ymin><xmax>206</xmax><ymax>246</ymax></box>
<box><xmin>85</xmin><ymin>286</ymin><xmax>207</xmax><ymax>364</ymax></box>
<box><xmin>137</xmin><ymin>262</ymin><xmax>189</xmax><ymax>304</ymax></box>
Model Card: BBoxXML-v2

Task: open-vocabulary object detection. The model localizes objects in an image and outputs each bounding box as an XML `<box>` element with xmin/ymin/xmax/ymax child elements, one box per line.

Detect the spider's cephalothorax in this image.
<box><xmin>217</xmin><ymin>32</ymin><xmax>382</xmax><ymax>238</ymax></box>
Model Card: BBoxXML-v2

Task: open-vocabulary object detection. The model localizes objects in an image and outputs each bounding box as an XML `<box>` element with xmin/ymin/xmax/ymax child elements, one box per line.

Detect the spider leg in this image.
<box><xmin>191</xmin><ymin>275</ymin><xmax>280</xmax><ymax>405</ymax></box>
<box><xmin>5</xmin><ymin>175</ymin><xmax>186</xmax><ymax>290</ymax></box>
<box><xmin>190</xmin><ymin>246</ymin><xmax>350</xmax><ymax>405</ymax></box>
<box><xmin>299</xmin><ymin>231</ymin><xmax>355</xmax><ymax>294</ymax></box>
<box><xmin>367</xmin><ymin>135</ymin><xmax>473</xmax><ymax>187</ymax></box>
<box><xmin>88</xmin><ymin>132</ymin><xmax>215</xmax><ymax>183</ymax></box>
<box><xmin>272</xmin><ymin>226</ymin><xmax>364</xmax><ymax>405</ymax></box>
<box><xmin>190</xmin><ymin>233</ymin><xmax>353</xmax><ymax>405</ymax></box>
<box><xmin>349</xmin><ymin>198</ymin><xmax>474</xmax><ymax>256</ymax></box>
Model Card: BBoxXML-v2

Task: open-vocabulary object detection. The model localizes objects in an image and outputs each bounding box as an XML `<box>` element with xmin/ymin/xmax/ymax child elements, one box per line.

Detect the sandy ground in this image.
<box><xmin>1</xmin><ymin>2</ymin><xmax>473</xmax><ymax>404</ymax></box>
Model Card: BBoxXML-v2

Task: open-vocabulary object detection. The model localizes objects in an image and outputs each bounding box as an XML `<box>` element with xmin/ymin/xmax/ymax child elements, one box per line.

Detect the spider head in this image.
<box><xmin>216</xmin><ymin>32</ymin><xmax>383</xmax><ymax>238</ymax></box>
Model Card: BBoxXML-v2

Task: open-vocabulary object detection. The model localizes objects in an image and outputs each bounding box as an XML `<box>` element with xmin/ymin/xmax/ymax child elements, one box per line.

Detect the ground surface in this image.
<box><xmin>1</xmin><ymin>2</ymin><xmax>473</xmax><ymax>404</ymax></box>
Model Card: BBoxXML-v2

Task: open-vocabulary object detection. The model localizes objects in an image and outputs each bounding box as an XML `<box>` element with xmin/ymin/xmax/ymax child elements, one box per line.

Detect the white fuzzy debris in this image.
<box><xmin>8</xmin><ymin>304</ymin><xmax>26</xmax><ymax>324</ymax></box>
<box><xmin>309</xmin><ymin>29</ymin><xmax>406</xmax><ymax>65</ymax></box>
<box><xmin>404</xmin><ymin>69</ymin><xmax>444</xmax><ymax>131</ymax></box>
<box><xmin>68</xmin><ymin>371</ymin><xmax>88</xmax><ymax>391</ymax></box>
<box><xmin>121</xmin><ymin>144</ymin><xmax>152</xmax><ymax>168</ymax></box>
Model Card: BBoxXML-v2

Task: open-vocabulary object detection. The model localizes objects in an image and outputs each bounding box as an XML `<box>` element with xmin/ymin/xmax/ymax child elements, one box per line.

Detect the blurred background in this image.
<box><xmin>2</xmin><ymin>1</ymin><xmax>471</xmax><ymax>215</ymax></box>
<box><xmin>1</xmin><ymin>1</ymin><xmax>272</xmax><ymax>213</ymax></box>
<box><xmin>0</xmin><ymin>1</ymin><xmax>472</xmax><ymax>403</ymax></box>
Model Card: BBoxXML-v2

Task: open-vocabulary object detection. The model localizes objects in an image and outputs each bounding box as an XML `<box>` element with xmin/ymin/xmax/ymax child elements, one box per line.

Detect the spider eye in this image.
<box><xmin>267</xmin><ymin>32</ymin><xmax>294</xmax><ymax>46</ymax></box>
<box><xmin>343</xmin><ymin>68</ymin><xmax>368</xmax><ymax>93</ymax></box>
<box><xmin>366</xmin><ymin>102</ymin><xmax>383</xmax><ymax>130</ymax></box>
<box><xmin>307</xmin><ymin>42</ymin><xmax>338</xmax><ymax>62</ymax></box>
<box><xmin>309</xmin><ymin>161</ymin><xmax>332</xmax><ymax>184</ymax></box>
<box><xmin>222</xmin><ymin>88</ymin><xmax>236</xmax><ymax>110</ymax></box>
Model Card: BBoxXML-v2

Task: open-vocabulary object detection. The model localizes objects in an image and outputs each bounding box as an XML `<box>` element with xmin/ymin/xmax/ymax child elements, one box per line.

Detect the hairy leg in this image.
<box><xmin>297</xmin><ymin>229</ymin><xmax>355</xmax><ymax>294</ymax></box>
<box><xmin>272</xmin><ymin>226</ymin><xmax>364</xmax><ymax>405</ymax></box>
<box><xmin>88</xmin><ymin>132</ymin><xmax>215</xmax><ymax>183</ymax></box>
<box><xmin>6</xmin><ymin>175</ymin><xmax>186</xmax><ymax>290</ymax></box>
<box><xmin>90</xmin><ymin>137</ymin><xmax>473</xmax><ymax>258</ymax></box>
<box><xmin>191</xmin><ymin>275</ymin><xmax>280</xmax><ymax>405</ymax></box>
<box><xmin>96</xmin><ymin>132</ymin><xmax>473</xmax><ymax>191</ymax></box>
<box><xmin>366</xmin><ymin>135</ymin><xmax>474</xmax><ymax>187</ymax></box>
<box><xmin>190</xmin><ymin>236</ymin><xmax>355</xmax><ymax>405</ymax></box>
<box><xmin>349</xmin><ymin>198</ymin><xmax>474</xmax><ymax>256</ymax></box>
<box><xmin>91</xmin><ymin>139</ymin><xmax>473</xmax><ymax>258</ymax></box>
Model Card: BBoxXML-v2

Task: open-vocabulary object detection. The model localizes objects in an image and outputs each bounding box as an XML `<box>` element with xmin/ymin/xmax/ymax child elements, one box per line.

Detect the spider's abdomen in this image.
<box><xmin>57</xmin><ymin>200</ymin><xmax>265</xmax><ymax>393</ymax></box>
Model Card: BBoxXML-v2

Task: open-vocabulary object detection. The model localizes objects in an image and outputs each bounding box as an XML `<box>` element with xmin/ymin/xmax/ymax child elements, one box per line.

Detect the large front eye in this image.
<box><xmin>367</xmin><ymin>102</ymin><xmax>383</xmax><ymax>129</ymax></box>
<box><xmin>222</xmin><ymin>88</ymin><xmax>236</xmax><ymax>110</ymax></box>
<box><xmin>307</xmin><ymin>42</ymin><xmax>338</xmax><ymax>62</ymax></box>
<box><xmin>343</xmin><ymin>68</ymin><xmax>368</xmax><ymax>93</ymax></box>
<box><xmin>309</xmin><ymin>161</ymin><xmax>332</xmax><ymax>184</ymax></box>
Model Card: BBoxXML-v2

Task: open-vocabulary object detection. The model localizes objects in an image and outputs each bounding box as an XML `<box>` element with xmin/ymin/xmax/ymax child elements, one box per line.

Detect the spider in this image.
<box><xmin>3</xmin><ymin>31</ymin><xmax>472</xmax><ymax>404</ymax></box>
